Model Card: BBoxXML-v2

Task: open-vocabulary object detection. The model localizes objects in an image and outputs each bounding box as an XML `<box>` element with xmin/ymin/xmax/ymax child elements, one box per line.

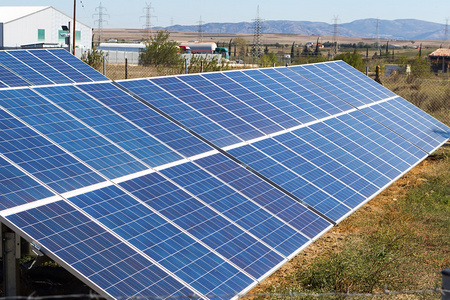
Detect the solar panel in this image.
<box><xmin>0</xmin><ymin>50</ymin><xmax>448</xmax><ymax>300</ymax></box>
<box><xmin>0</xmin><ymin>49</ymin><xmax>108</xmax><ymax>88</ymax></box>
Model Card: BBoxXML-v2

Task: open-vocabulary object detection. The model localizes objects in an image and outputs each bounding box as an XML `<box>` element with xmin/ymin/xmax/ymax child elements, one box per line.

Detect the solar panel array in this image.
<box><xmin>0</xmin><ymin>49</ymin><xmax>448</xmax><ymax>300</ymax></box>
<box><xmin>0</xmin><ymin>49</ymin><xmax>108</xmax><ymax>88</ymax></box>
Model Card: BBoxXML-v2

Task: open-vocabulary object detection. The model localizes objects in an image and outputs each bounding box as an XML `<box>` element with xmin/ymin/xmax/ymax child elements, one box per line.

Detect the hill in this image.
<box><xmin>156</xmin><ymin>18</ymin><xmax>446</xmax><ymax>40</ymax></box>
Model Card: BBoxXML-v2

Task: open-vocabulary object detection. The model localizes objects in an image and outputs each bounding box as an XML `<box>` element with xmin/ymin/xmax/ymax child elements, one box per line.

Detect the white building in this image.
<box><xmin>0</xmin><ymin>6</ymin><xmax>92</xmax><ymax>55</ymax></box>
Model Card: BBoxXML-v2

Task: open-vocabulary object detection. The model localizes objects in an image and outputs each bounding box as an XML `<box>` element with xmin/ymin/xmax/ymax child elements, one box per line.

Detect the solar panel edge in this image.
<box><xmin>0</xmin><ymin>214</ymin><xmax>118</xmax><ymax>299</ymax></box>
<box><xmin>334</xmin><ymin>149</ymin><xmax>429</xmax><ymax>224</ymax></box>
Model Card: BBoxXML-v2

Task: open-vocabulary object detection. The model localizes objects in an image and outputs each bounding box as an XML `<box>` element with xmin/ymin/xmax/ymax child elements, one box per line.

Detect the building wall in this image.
<box><xmin>2</xmin><ymin>7</ymin><xmax>91</xmax><ymax>52</ymax></box>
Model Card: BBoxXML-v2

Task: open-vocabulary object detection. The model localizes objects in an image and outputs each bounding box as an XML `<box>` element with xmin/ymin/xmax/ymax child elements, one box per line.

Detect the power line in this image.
<box><xmin>93</xmin><ymin>2</ymin><xmax>109</xmax><ymax>45</ymax></box>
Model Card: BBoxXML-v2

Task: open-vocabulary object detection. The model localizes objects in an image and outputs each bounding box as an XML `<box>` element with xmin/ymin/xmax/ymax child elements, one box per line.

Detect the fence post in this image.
<box><xmin>125</xmin><ymin>58</ymin><xmax>128</xmax><ymax>79</ymax></box>
<box><xmin>185</xmin><ymin>58</ymin><xmax>188</xmax><ymax>74</ymax></box>
<box><xmin>443</xmin><ymin>268</ymin><xmax>450</xmax><ymax>300</ymax></box>
<box><xmin>102</xmin><ymin>55</ymin><xmax>106</xmax><ymax>75</ymax></box>
<box><xmin>200</xmin><ymin>60</ymin><xmax>203</xmax><ymax>73</ymax></box>
<box><xmin>375</xmin><ymin>65</ymin><xmax>382</xmax><ymax>84</ymax></box>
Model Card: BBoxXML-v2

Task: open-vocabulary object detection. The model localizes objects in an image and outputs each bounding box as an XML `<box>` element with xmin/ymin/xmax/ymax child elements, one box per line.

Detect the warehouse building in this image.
<box><xmin>0</xmin><ymin>6</ymin><xmax>92</xmax><ymax>56</ymax></box>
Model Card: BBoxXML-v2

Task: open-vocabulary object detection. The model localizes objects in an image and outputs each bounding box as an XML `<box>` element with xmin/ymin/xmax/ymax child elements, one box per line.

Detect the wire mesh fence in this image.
<box><xmin>95</xmin><ymin>61</ymin><xmax>450</xmax><ymax>126</ymax></box>
<box><xmin>382</xmin><ymin>74</ymin><xmax>450</xmax><ymax>126</ymax></box>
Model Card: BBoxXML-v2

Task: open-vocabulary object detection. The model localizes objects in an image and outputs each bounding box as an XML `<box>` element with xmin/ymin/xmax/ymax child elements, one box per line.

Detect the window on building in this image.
<box><xmin>38</xmin><ymin>29</ymin><xmax>45</xmax><ymax>41</ymax></box>
<box><xmin>75</xmin><ymin>31</ymin><xmax>81</xmax><ymax>41</ymax></box>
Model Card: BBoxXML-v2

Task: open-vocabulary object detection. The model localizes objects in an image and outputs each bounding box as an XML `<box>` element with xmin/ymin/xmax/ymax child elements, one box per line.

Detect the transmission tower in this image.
<box><xmin>250</xmin><ymin>6</ymin><xmax>265</xmax><ymax>57</ymax></box>
<box><xmin>197</xmin><ymin>16</ymin><xmax>204</xmax><ymax>42</ymax></box>
<box><xmin>376</xmin><ymin>18</ymin><xmax>380</xmax><ymax>51</ymax></box>
<box><xmin>332</xmin><ymin>16</ymin><xmax>339</xmax><ymax>56</ymax></box>
<box><xmin>93</xmin><ymin>2</ymin><xmax>109</xmax><ymax>45</ymax></box>
<box><xmin>141</xmin><ymin>3</ymin><xmax>156</xmax><ymax>38</ymax></box>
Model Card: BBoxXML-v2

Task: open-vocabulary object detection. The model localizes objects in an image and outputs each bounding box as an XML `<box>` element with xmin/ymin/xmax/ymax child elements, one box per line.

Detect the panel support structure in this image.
<box><xmin>2</xmin><ymin>224</ymin><xmax>20</xmax><ymax>297</ymax></box>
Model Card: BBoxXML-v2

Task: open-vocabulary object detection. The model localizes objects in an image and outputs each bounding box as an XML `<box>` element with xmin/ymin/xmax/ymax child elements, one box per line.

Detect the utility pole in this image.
<box><xmin>141</xmin><ymin>3</ymin><xmax>156</xmax><ymax>38</ymax></box>
<box><xmin>73</xmin><ymin>0</ymin><xmax>76</xmax><ymax>55</ymax></box>
<box><xmin>197</xmin><ymin>16</ymin><xmax>204</xmax><ymax>42</ymax></box>
<box><xmin>93</xmin><ymin>3</ymin><xmax>109</xmax><ymax>46</ymax></box>
<box><xmin>250</xmin><ymin>6</ymin><xmax>265</xmax><ymax>58</ymax></box>
<box><xmin>376</xmin><ymin>18</ymin><xmax>380</xmax><ymax>52</ymax></box>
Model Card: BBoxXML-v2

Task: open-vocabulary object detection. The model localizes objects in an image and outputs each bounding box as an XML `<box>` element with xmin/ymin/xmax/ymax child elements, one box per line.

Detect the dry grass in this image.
<box><xmin>249</xmin><ymin>146</ymin><xmax>450</xmax><ymax>299</ymax></box>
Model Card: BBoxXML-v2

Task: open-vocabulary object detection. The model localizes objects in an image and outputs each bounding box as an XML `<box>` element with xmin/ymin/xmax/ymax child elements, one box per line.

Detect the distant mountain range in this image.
<box><xmin>156</xmin><ymin>19</ymin><xmax>446</xmax><ymax>40</ymax></box>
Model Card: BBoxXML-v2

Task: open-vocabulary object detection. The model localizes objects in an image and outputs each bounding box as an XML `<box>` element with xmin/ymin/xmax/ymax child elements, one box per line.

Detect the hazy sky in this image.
<box><xmin>2</xmin><ymin>0</ymin><xmax>448</xmax><ymax>28</ymax></box>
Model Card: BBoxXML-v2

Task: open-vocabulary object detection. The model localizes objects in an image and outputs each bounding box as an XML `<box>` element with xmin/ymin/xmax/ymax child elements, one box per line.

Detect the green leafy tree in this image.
<box><xmin>233</xmin><ymin>37</ymin><xmax>248</xmax><ymax>59</ymax></box>
<box><xmin>81</xmin><ymin>46</ymin><xmax>104</xmax><ymax>70</ymax></box>
<box><xmin>259</xmin><ymin>52</ymin><xmax>278</xmax><ymax>67</ymax></box>
<box><xmin>334</xmin><ymin>49</ymin><xmax>364</xmax><ymax>71</ymax></box>
<box><xmin>139</xmin><ymin>30</ymin><xmax>182</xmax><ymax>67</ymax></box>
<box><xmin>410</xmin><ymin>55</ymin><xmax>431</xmax><ymax>77</ymax></box>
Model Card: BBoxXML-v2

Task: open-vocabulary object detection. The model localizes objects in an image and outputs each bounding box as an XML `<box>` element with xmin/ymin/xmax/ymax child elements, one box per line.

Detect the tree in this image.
<box><xmin>139</xmin><ymin>30</ymin><xmax>182</xmax><ymax>67</ymax></box>
<box><xmin>410</xmin><ymin>55</ymin><xmax>431</xmax><ymax>77</ymax></box>
<box><xmin>259</xmin><ymin>52</ymin><xmax>277</xmax><ymax>67</ymax></box>
<box><xmin>81</xmin><ymin>46</ymin><xmax>104</xmax><ymax>70</ymax></box>
<box><xmin>334</xmin><ymin>49</ymin><xmax>364</xmax><ymax>71</ymax></box>
<box><xmin>233</xmin><ymin>37</ymin><xmax>248</xmax><ymax>59</ymax></box>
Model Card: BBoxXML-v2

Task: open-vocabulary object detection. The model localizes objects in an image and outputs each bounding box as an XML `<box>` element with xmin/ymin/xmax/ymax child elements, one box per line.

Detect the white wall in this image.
<box><xmin>3</xmin><ymin>7</ymin><xmax>91</xmax><ymax>51</ymax></box>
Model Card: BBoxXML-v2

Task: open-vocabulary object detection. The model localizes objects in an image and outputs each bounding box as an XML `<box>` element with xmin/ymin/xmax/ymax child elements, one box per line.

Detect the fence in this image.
<box><xmin>94</xmin><ymin>62</ymin><xmax>450</xmax><ymax>126</ymax></box>
<box><xmin>382</xmin><ymin>75</ymin><xmax>450</xmax><ymax>126</ymax></box>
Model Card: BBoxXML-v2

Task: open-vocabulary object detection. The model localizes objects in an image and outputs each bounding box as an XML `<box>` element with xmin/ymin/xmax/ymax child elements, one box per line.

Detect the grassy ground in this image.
<box><xmin>249</xmin><ymin>146</ymin><xmax>450</xmax><ymax>299</ymax></box>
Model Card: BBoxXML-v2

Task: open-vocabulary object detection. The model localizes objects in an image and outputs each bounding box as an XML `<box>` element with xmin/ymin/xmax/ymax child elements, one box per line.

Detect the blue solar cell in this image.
<box><xmin>31</xmin><ymin>50</ymin><xmax>93</xmax><ymax>83</ymax></box>
<box><xmin>0</xmin><ymin>104</ymin><xmax>104</xmax><ymax>193</ymax></box>
<box><xmin>69</xmin><ymin>185</ymin><xmax>254</xmax><ymax>296</ymax></box>
<box><xmin>313</xmin><ymin>63</ymin><xmax>382</xmax><ymax>102</ymax></box>
<box><xmin>159</xmin><ymin>161</ymin><xmax>311</xmax><ymax>257</ymax></box>
<box><xmin>80</xmin><ymin>81</ymin><xmax>213</xmax><ymax>157</ymax></box>
<box><xmin>46</xmin><ymin>49</ymin><xmax>109</xmax><ymax>82</ymax></box>
<box><xmin>237</xmin><ymin>69</ymin><xmax>317</xmax><ymax>124</ymax></box>
<box><xmin>0</xmin><ymin>51</ymin><xmax>54</xmax><ymax>86</ymax></box>
<box><xmin>0</xmin><ymin>157</ymin><xmax>54</xmax><ymax>210</ymax></box>
<box><xmin>182</xmin><ymin>72</ymin><xmax>301</xmax><ymax>131</ymax></box>
<box><xmin>153</xmin><ymin>75</ymin><xmax>265</xmax><ymax>141</ymax></box>
<box><xmin>331</xmin><ymin>61</ymin><xmax>396</xmax><ymax>98</ymax></box>
<box><xmin>0</xmin><ymin>88</ymin><xmax>147</xmax><ymax>180</ymax></box>
<box><xmin>251</xmin><ymin>137</ymin><xmax>366</xmax><ymax>209</ymax></box>
<box><xmin>35</xmin><ymin>85</ymin><xmax>183</xmax><ymax>168</ymax></box>
<box><xmin>362</xmin><ymin>98</ymin><xmax>449</xmax><ymax>153</ymax></box>
<box><xmin>261</xmin><ymin>68</ymin><xmax>352</xmax><ymax>118</ymax></box>
<box><xmin>0</xmin><ymin>64</ymin><xmax>31</xmax><ymax>88</ymax></box>
<box><xmin>119</xmin><ymin>79</ymin><xmax>242</xmax><ymax>148</ymax></box>
<box><xmin>200</xmin><ymin>72</ymin><xmax>285</xmax><ymax>134</ymax></box>
<box><xmin>7</xmin><ymin>50</ymin><xmax>74</xmax><ymax>84</ymax></box>
<box><xmin>119</xmin><ymin>172</ymin><xmax>285</xmax><ymax>279</ymax></box>
<box><xmin>227</xmin><ymin>144</ymin><xmax>351</xmax><ymax>221</ymax></box>
<box><xmin>6</xmin><ymin>200</ymin><xmax>199</xmax><ymax>299</ymax></box>
<box><xmin>272</xmin><ymin>132</ymin><xmax>380</xmax><ymax>198</ymax></box>
<box><xmin>195</xmin><ymin>153</ymin><xmax>332</xmax><ymax>238</ymax></box>
<box><xmin>289</xmin><ymin>64</ymin><xmax>371</xmax><ymax>107</ymax></box>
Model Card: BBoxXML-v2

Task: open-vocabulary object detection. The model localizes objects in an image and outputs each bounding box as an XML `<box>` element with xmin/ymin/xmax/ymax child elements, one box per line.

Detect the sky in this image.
<box><xmin>1</xmin><ymin>0</ymin><xmax>449</xmax><ymax>29</ymax></box>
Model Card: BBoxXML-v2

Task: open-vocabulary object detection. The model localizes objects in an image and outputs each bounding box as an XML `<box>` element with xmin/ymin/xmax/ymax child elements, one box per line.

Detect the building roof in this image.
<box><xmin>0</xmin><ymin>6</ymin><xmax>51</xmax><ymax>23</ymax></box>
<box><xmin>428</xmin><ymin>48</ymin><xmax>450</xmax><ymax>57</ymax></box>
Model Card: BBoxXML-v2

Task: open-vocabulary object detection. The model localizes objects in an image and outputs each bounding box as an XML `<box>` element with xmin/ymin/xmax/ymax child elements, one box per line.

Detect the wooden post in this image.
<box><xmin>125</xmin><ymin>58</ymin><xmax>128</xmax><ymax>79</ymax></box>
<box><xmin>375</xmin><ymin>65</ymin><xmax>382</xmax><ymax>84</ymax></box>
<box><xmin>102</xmin><ymin>55</ymin><xmax>106</xmax><ymax>75</ymax></box>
